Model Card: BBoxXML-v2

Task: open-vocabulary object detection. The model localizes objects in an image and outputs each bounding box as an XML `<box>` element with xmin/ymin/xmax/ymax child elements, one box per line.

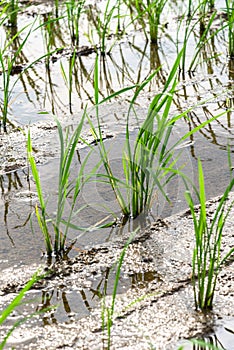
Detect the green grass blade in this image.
<box><xmin>0</xmin><ymin>270</ymin><xmax>40</xmax><ymax>325</ymax></box>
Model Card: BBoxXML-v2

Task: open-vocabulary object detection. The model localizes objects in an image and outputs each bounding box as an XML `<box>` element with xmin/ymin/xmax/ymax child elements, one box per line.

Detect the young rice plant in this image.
<box><xmin>185</xmin><ymin>159</ymin><xmax>234</xmax><ymax>310</ymax></box>
<box><xmin>27</xmin><ymin>111</ymin><xmax>94</xmax><ymax>257</ymax></box>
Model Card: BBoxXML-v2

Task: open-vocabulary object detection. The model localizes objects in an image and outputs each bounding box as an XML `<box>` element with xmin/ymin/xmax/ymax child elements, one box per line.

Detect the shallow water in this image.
<box><xmin>177</xmin><ymin>318</ymin><xmax>234</xmax><ymax>349</ymax></box>
<box><xmin>0</xmin><ymin>0</ymin><xmax>234</xmax><ymax>346</ymax></box>
<box><xmin>1</xmin><ymin>120</ymin><xmax>234</xmax><ymax>269</ymax></box>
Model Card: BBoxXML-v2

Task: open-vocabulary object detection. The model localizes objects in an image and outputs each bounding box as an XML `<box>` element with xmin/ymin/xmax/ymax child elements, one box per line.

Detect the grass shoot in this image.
<box><xmin>27</xmin><ymin>112</ymin><xmax>89</xmax><ymax>257</ymax></box>
<box><xmin>0</xmin><ymin>269</ymin><xmax>45</xmax><ymax>350</ymax></box>
<box><xmin>185</xmin><ymin>159</ymin><xmax>234</xmax><ymax>310</ymax></box>
<box><xmin>102</xmin><ymin>230</ymin><xmax>136</xmax><ymax>349</ymax></box>
<box><xmin>0</xmin><ymin>21</ymin><xmax>35</xmax><ymax>131</ymax></box>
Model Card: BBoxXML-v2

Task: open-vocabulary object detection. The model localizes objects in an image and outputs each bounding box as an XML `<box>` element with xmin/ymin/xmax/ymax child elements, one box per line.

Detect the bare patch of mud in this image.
<box><xmin>0</xmin><ymin>113</ymin><xmax>115</xmax><ymax>175</ymax></box>
<box><xmin>0</xmin><ymin>121</ymin><xmax>58</xmax><ymax>174</ymax></box>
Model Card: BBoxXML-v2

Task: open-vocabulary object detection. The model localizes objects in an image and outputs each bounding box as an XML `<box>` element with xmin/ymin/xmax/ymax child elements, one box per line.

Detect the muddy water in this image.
<box><xmin>1</xmin><ymin>114</ymin><xmax>234</xmax><ymax>269</ymax></box>
<box><xmin>1</xmin><ymin>111</ymin><xmax>234</xmax><ymax>347</ymax></box>
<box><xmin>2</xmin><ymin>194</ymin><xmax>234</xmax><ymax>349</ymax></box>
<box><xmin>0</xmin><ymin>0</ymin><xmax>234</xmax><ymax>347</ymax></box>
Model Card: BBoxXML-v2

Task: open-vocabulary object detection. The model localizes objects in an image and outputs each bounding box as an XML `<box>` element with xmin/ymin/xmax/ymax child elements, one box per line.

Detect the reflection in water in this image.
<box><xmin>33</xmin><ymin>266</ymin><xmax>159</xmax><ymax>325</ymax></box>
<box><xmin>35</xmin><ymin>278</ymin><xmax>107</xmax><ymax>325</ymax></box>
<box><xmin>0</xmin><ymin>167</ymin><xmax>41</xmax><ymax>264</ymax></box>
<box><xmin>150</xmin><ymin>43</ymin><xmax>166</xmax><ymax>85</ymax></box>
<box><xmin>130</xmin><ymin>271</ymin><xmax>159</xmax><ymax>289</ymax></box>
<box><xmin>0</xmin><ymin>0</ymin><xmax>232</xmax><ymax>142</ymax></box>
<box><xmin>0</xmin><ymin>170</ymin><xmax>24</xmax><ymax>245</ymax></box>
<box><xmin>183</xmin><ymin>108</ymin><xmax>234</xmax><ymax>160</ymax></box>
<box><xmin>191</xmin><ymin>334</ymin><xmax>226</xmax><ymax>349</ymax></box>
<box><xmin>174</xmin><ymin>55</ymin><xmax>234</xmax><ymax>160</ymax></box>
<box><xmin>79</xmin><ymin>289</ymin><xmax>94</xmax><ymax>312</ymax></box>
<box><xmin>179</xmin><ymin>321</ymin><xmax>234</xmax><ymax>349</ymax></box>
<box><xmin>37</xmin><ymin>290</ymin><xmax>58</xmax><ymax>325</ymax></box>
<box><xmin>0</xmin><ymin>171</ymin><xmax>23</xmax><ymax>195</ymax></box>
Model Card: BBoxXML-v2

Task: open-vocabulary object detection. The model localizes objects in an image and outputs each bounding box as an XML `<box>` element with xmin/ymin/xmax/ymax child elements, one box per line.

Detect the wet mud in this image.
<box><xmin>0</xmin><ymin>0</ymin><xmax>234</xmax><ymax>348</ymax></box>
<box><xmin>0</xmin><ymin>194</ymin><xmax>234</xmax><ymax>349</ymax></box>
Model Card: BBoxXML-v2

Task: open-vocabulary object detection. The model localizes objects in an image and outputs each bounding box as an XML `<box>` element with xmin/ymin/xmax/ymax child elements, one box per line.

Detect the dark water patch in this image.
<box><xmin>0</xmin><ymin>168</ymin><xmax>45</xmax><ymax>270</ymax></box>
<box><xmin>129</xmin><ymin>270</ymin><xmax>160</xmax><ymax>289</ymax></box>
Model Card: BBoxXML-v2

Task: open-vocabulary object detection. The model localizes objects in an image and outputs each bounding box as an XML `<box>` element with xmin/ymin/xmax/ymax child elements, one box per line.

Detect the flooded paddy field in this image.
<box><xmin>1</xmin><ymin>195</ymin><xmax>234</xmax><ymax>349</ymax></box>
<box><xmin>0</xmin><ymin>0</ymin><xmax>234</xmax><ymax>348</ymax></box>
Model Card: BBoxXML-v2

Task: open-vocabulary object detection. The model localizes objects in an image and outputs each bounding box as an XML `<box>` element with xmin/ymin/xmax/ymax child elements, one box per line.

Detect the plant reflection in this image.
<box><xmin>1</xmin><ymin>8</ymin><xmax>173</xmax><ymax>121</ymax></box>
<box><xmin>189</xmin><ymin>334</ymin><xmax>226</xmax><ymax>349</ymax></box>
<box><xmin>0</xmin><ymin>0</ymin><xmax>232</xmax><ymax>129</ymax></box>
<box><xmin>35</xmin><ymin>271</ymin><xmax>110</xmax><ymax>325</ymax></box>
<box><xmin>35</xmin><ymin>265</ymin><xmax>160</xmax><ymax>325</ymax></box>
<box><xmin>0</xmin><ymin>168</ymin><xmax>33</xmax><ymax>245</ymax></box>
<box><xmin>37</xmin><ymin>290</ymin><xmax>58</xmax><ymax>325</ymax></box>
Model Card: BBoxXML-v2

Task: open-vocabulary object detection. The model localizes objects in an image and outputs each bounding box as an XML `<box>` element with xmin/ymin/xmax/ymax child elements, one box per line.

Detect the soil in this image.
<box><xmin>0</xmin><ymin>0</ymin><xmax>234</xmax><ymax>348</ymax></box>
<box><xmin>0</xmin><ymin>194</ymin><xmax>234</xmax><ymax>349</ymax></box>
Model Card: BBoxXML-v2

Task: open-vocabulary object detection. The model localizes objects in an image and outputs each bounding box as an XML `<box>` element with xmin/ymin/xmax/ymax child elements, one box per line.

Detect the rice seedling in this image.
<box><xmin>189</xmin><ymin>338</ymin><xmax>224</xmax><ymax>350</ymax></box>
<box><xmin>41</xmin><ymin>14</ymin><xmax>57</xmax><ymax>67</ymax></box>
<box><xmin>7</xmin><ymin>0</ymin><xmax>19</xmax><ymax>28</ymax></box>
<box><xmin>99</xmin><ymin>0</ymin><xmax>119</xmax><ymax>55</ymax></box>
<box><xmin>185</xmin><ymin>159</ymin><xmax>234</xmax><ymax>310</ymax></box>
<box><xmin>0</xmin><ymin>20</ymin><xmax>35</xmax><ymax>131</ymax></box>
<box><xmin>27</xmin><ymin>130</ymin><xmax>52</xmax><ymax>255</ymax></box>
<box><xmin>86</xmin><ymin>0</ymin><xmax>120</xmax><ymax>55</ymax></box>
<box><xmin>178</xmin><ymin>339</ymin><xmax>223</xmax><ymax>350</ymax></box>
<box><xmin>90</xmin><ymin>48</ymin><xmax>230</xmax><ymax>220</ymax></box>
<box><xmin>88</xmin><ymin>54</ymin><xmax>141</xmax><ymax>218</ymax></box>
<box><xmin>188</xmin><ymin>12</ymin><xmax>219</xmax><ymax>73</ymax></box>
<box><xmin>53</xmin><ymin>0</ymin><xmax>59</xmax><ymax>17</ymax></box>
<box><xmin>122</xmin><ymin>60</ymin><xmax>181</xmax><ymax>218</ymax></box>
<box><xmin>91</xmin><ymin>50</ymin><xmax>181</xmax><ymax>218</ymax></box>
<box><xmin>101</xmin><ymin>225</ymin><xmax>225</xmax><ymax>350</ymax></box>
<box><xmin>225</xmin><ymin>0</ymin><xmax>234</xmax><ymax>58</ymax></box>
<box><xmin>198</xmin><ymin>0</ymin><xmax>214</xmax><ymax>18</ymax></box>
<box><xmin>60</xmin><ymin>49</ymin><xmax>76</xmax><ymax>113</ymax></box>
<box><xmin>177</xmin><ymin>0</ymin><xmax>221</xmax><ymax>74</ymax></box>
<box><xmin>0</xmin><ymin>269</ymin><xmax>48</xmax><ymax>350</ymax></box>
<box><xmin>102</xmin><ymin>230</ymin><xmax>136</xmax><ymax>350</ymax></box>
<box><xmin>135</xmin><ymin>0</ymin><xmax>167</xmax><ymax>43</ymax></box>
<box><xmin>27</xmin><ymin>110</ymin><xmax>94</xmax><ymax>257</ymax></box>
<box><xmin>60</xmin><ymin>50</ymin><xmax>76</xmax><ymax>114</ymax></box>
<box><xmin>65</xmin><ymin>0</ymin><xmax>86</xmax><ymax>46</ymax></box>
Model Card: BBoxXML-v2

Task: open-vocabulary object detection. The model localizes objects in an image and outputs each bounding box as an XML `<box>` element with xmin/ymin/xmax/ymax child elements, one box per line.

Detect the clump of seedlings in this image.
<box><xmin>185</xmin><ymin>159</ymin><xmax>234</xmax><ymax>310</ymax></box>
<box><xmin>27</xmin><ymin>111</ymin><xmax>91</xmax><ymax>258</ymax></box>
<box><xmin>0</xmin><ymin>0</ymin><xmax>234</xmax><ymax>347</ymax></box>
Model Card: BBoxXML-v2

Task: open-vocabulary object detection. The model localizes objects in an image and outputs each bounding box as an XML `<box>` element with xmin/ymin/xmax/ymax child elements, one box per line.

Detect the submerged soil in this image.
<box><xmin>1</xmin><ymin>193</ymin><xmax>234</xmax><ymax>349</ymax></box>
